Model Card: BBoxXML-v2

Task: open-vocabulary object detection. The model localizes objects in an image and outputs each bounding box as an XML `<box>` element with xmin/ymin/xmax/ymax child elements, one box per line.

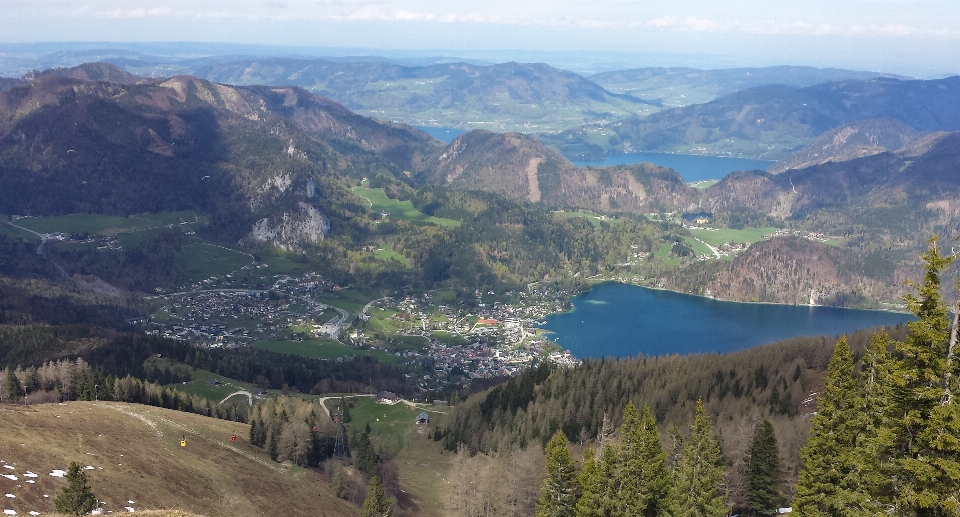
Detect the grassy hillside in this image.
<box><xmin>0</xmin><ymin>401</ymin><xmax>356</xmax><ymax>517</ymax></box>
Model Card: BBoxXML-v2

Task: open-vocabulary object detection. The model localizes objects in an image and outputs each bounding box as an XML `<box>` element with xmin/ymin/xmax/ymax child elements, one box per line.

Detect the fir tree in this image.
<box><xmin>538</xmin><ymin>429</ymin><xmax>580</xmax><ymax>517</ymax></box>
<box><xmin>747</xmin><ymin>419</ymin><xmax>781</xmax><ymax>515</ymax></box>
<box><xmin>576</xmin><ymin>444</ymin><xmax>616</xmax><ymax>517</ymax></box>
<box><xmin>54</xmin><ymin>461</ymin><xmax>97</xmax><ymax>515</ymax></box>
<box><xmin>613</xmin><ymin>402</ymin><xmax>670</xmax><ymax>517</ymax></box>
<box><xmin>673</xmin><ymin>399</ymin><xmax>729</xmax><ymax>517</ymax></box>
<box><xmin>793</xmin><ymin>337</ymin><xmax>877</xmax><ymax>516</ymax></box>
<box><xmin>878</xmin><ymin>238</ymin><xmax>960</xmax><ymax>515</ymax></box>
<box><xmin>360</xmin><ymin>476</ymin><xmax>393</xmax><ymax>517</ymax></box>
<box><xmin>4</xmin><ymin>367</ymin><xmax>22</xmax><ymax>403</ymax></box>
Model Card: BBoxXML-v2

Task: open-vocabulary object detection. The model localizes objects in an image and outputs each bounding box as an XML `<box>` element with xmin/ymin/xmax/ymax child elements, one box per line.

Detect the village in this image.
<box><xmin>143</xmin><ymin>269</ymin><xmax>581</xmax><ymax>391</ymax></box>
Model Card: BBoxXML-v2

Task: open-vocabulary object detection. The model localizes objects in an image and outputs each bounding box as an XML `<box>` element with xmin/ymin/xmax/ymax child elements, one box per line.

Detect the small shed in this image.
<box><xmin>416</xmin><ymin>412</ymin><xmax>429</xmax><ymax>424</ymax></box>
<box><xmin>207</xmin><ymin>378</ymin><xmax>219</xmax><ymax>386</ymax></box>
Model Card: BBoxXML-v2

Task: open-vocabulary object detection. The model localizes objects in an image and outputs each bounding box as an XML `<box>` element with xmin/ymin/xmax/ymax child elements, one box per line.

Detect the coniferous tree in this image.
<box><xmin>537</xmin><ymin>429</ymin><xmax>580</xmax><ymax>517</ymax></box>
<box><xmin>576</xmin><ymin>444</ymin><xmax>616</xmax><ymax>517</ymax></box>
<box><xmin>360</xmin><ymin>476</ymin><xmax>393</xmax><ymax>517</ymax></box>
<box><xmin>673</xmin><ymin>399</ymin><xmax>729</xmax><ymax>517</ymax></box>
<box><xmin>793</xmin><ymin>336</ymin><xmax>877</xmax><ymax>516</ymax></box>
<box><xmin>747</xmin><ymin>419</ymin><xmax>781</xmax><ymax>515</ymax></box>
<box><xmin>4</xmin><ymin>366</ymin><xmax>22</xmax><ymax>403</ymax></box>
<box><xmin>613</xmin><ymin>402</ymin><xmax>670</xmax><ymax>517</ymax></box>
<box><xmin>54</xmin><ymin>461</ymin><xmax>97</xmax><ymax>515</ymax></box>
<box><xmin>876</xmin><ymin>238</ymin><xmax>960</xmax><ymax>515</ymax></box>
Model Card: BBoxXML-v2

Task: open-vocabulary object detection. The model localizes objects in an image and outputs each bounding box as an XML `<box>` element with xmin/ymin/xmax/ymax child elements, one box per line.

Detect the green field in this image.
<box><xmin>352</xmin><ymin>185</ymin><xmax>460</xmax><ymax>227</ymax></box>
<box><xmin>13</xmin><ymin>211</ymin><xmax>199</xmax><ymax>235</ymax></box>
<box><xmin>179</xmin><ymin>238</ymin><xmax>252</xmax><ymax>282</ymax></box>
<box><xmin>252</xmin><ymin>338</ymin><xmax>400</xmax><ymax>363</ymax></box>
<box><xmin>316</xmin><ymin>289</ymin><xmax>371</xmax><ymax>314</ymax></box>
<box><xmin>0</xmin><ymin>221</ymin><xmax>38</xmax><ymax>239</ymax></box>
<box><xmin>688</xmin><ymin>226</ymin><xmax>781</xmax><ymax>247</ymax></box>
<box><xmin>340</xmin><ymin>396</ymin><xmax>447</xmax><ymax>456</ymax></box>
<box><xmin>553</xmin><ymin>211</ymin><xmax>606</xmax><ymax>228</ymax></box>
<box><xmin>257</xmin><ymin>254</ymin><xmax>314</xmax><ymax>275</ymax></box>
<box><xmin>374</xmin><ymin>247</ymin><xmax>410</xmax><ymax>267</ymax></box>
<box><xmin>690</xmin><ymin>180</ymin><xmax>719</xmax><ymax>189</ymax></box>
<box><xmin>149</xmin><ymin>357</ymin><xmax>257</xmax><ymax>402</ymax></box>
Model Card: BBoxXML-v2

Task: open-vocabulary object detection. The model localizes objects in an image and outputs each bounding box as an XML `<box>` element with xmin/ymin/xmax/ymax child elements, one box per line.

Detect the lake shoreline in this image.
<box><xmin>538</xmin><ymin>281</ymin><xmax>913</xmax><ymax>359</ymax></box>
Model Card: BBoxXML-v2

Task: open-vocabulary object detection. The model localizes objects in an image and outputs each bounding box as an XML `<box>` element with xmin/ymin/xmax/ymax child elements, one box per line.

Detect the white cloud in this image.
<box><xmin>101</xmin><ymin>7</ymin><xmax>171</xmax><ymax>18</ymax></box>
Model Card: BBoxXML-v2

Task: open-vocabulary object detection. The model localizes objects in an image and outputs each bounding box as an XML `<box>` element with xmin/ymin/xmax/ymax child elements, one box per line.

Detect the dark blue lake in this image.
<box><xmin>572</xmin><ymin>152</ymin><xmax>774</xmax><ymax>182</ymax></box>
<box><xmin>541</xmin><ymin>283</ymin><xmax>912</xmax><ymax>358</ymax></box>
<box><xmin>415</xmin><ymin>126</ymin><xmax>467</xmax><ymax>143</ymax></box>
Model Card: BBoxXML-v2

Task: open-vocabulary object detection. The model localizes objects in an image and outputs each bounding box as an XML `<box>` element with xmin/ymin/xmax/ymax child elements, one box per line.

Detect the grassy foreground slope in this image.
<box><xmin>0</xmin><ymin>402</ymin><xmax>355</xmax><ymax>517</ymax></box>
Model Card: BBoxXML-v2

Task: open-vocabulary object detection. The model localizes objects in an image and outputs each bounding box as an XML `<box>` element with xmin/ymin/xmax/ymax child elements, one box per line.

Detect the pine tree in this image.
<box><xmin>4</xmin><ymin>367</ymin><xmax>22</xmax><ymax>403</ymax></box>
<box><xmin>878</xmin><ymin>238</ymin><xmax>960</xmax><ymax>515</ymax></box>
<box><xmin>360</xmin><ymin>476</ymin><xmax>393</xmax><ymax>517</ymax></box>
<box><xmin>673</xmin><ymin>399</ymin><xmax>729</xmax><ymax>517</ymax></box>
<box><xmin>54</xmin><ymin>461</ymin><xmax>97</xmax><ymax>515</ymax></box>
<box><xmin>793</xmin><ymin>337</ymin><xmax>877</xmax><ymax>516</ymax></box>
<box><xmin>576</xmin><ymin>444</ymin><xmax>616</xmax><ymax>517</ymax></box>
<box><xmin>538</xmin><ymin>429</ymin><xmax>580</xmax><ymax>517</ymax></box>
<box><xmin>747</xmin><ymin>419</ymin><xmax>781</xmax><ymax>515</ymax></box>
<box><xmin>613</xmin><ymin>402</ymin><xmax>670</xmax><ymax>517</ymax></box>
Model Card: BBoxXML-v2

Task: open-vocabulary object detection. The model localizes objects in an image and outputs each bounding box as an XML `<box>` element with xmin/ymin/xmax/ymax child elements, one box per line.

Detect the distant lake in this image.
<box><xmin>541</xmin><ymin>283</ymin><xmax>911</xmax><ymax>358</ymax></box>
<box><xmin>415</xmin><ymin>126</ymin><xmax>467</xmax><ymax>143</ymax></box>
<box><xmin>572</xmin><ymin>153</ymin><xmax>775</xmax><ymax>182</ymax></box>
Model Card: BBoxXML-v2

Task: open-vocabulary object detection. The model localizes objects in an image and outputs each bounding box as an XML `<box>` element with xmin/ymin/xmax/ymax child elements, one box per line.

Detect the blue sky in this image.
<box><xmin>4</xmin><ymin>0</ymin><xmax>960</xmax><ymax>75</ymax></box>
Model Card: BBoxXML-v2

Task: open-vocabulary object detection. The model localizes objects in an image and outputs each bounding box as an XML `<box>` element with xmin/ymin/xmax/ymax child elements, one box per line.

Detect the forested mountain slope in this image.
<box><xmin>543</xmin><ymin>76</ymin><xmax>960</xmax><ymax>160</ymax></box>
<box><xmin>768</xmin><ymin>118</ymin><xmax>931</xmax><ymax>173</ymax></box>
<box><xmin>591</xmin><ymin>65</ymin><xmax>908</xmax><ymax>108</ymax></box>
<box><xmin>0</xmin><ymin>65</ymin><xmax>437</xmax><ymax>248</ymax></box>
<box><xmin>417</xmin><ymin>130</ymin><xmax>700</xmax><ymax>213</ymax></box>
<box><xmin>441</xmin><ymin>325</ymin><xmax>910</xmax><ymax>498</ymax></box>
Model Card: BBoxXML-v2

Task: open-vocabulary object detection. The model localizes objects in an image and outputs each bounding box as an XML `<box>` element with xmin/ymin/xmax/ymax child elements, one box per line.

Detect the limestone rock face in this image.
<box><xmin>249</xmin><ymin>202</ymin><xmax>330</xmax><ymax>251</ymax></box>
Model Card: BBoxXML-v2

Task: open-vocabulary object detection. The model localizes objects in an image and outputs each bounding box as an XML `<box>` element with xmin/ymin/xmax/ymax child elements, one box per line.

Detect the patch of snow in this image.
<box><xmin>22</xmin><ymin>473</ymin><xmax>36</xmax><ymax>479</ymax></box>
<box><xmin>127</xmin><ymin>501</ymin><xmax>135</xmax><ymax>504</ymax></box>
<box><xmin>49</xmin><ymin>470</ymin><xmax>66</xmax><ymax>477</ymax></box>
<box><xmin>0</xmin><ymin>475</ymin><xmax>15</xmax><ymax>481</ymax></box>
<box><xmin>3</xmin><ymin>509</ymin><xmax>16</xmax><ymax>515</ymax></box>
<box><xmin>29</xmin><ymin>512</ymin><xmax>40</xmax><ymax>516</ymax></box>
<box><xmin>83</xmin><ymin>466</ymin><xmax>94</xmax><ymax>470</ymax></box>
<box><xmin>24</xmin><ymin>481</ymin><xmax>34</xmax><ymax>485</ymax></box>
<box><xmin>3</xmin><ymin>495</ymin><xmax>13</xmax><ymax>498</ymax></box>
<box><xmin>125</xmin><ymin>507</ymin><xmax>135</xmax><ymax>512</ymax></box>
<box><xmin>2</xmin><ymin>467</ymin><xmax>12</xmax><ymax>470</ymax></box>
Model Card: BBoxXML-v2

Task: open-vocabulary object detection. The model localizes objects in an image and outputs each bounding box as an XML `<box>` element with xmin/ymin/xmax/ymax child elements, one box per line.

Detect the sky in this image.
<box><xmin>4</xmin><ymin>0</ymin><xmax>960</xmax><ymax>76</ymax></box>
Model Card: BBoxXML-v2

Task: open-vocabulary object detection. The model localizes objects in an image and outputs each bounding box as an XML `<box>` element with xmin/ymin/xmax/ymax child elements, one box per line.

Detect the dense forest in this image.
<box><xmin>440</xmin><ymin>238</ymin><xmax>960</xmax><ymax>516</ymax></box>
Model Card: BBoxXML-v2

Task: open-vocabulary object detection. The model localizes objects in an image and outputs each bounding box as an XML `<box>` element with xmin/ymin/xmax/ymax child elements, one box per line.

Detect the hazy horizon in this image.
<box><xmin>3</xmin><ymin>1</ymin><xmax>960</xmax><ymax>78</ymax></box>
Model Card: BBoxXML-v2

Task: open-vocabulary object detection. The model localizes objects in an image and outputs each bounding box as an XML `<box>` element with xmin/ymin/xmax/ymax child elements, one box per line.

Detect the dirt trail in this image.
<box><xmin>99</xmin><ymin>403</ymin><xmax>283</xmax><ymax>472</ymax></box>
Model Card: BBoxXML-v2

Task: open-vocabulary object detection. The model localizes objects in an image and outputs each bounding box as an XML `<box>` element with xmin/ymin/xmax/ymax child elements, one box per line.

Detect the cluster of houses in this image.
<box><xmin>145</xmin><ymin>272</ymin><xmax>332</xmax><ymax>347</ymax></box>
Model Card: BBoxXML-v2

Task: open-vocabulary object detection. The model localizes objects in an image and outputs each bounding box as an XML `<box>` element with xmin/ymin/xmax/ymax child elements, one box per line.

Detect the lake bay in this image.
<box><xmin>572</xmin><ymin>152</ymin><xmax>774</xmax><ymax>182</ymax></box>
<box><xmin>541</xmin><ymin>283</ymin><xmax>912</xmax><ymax>358</ymax></box>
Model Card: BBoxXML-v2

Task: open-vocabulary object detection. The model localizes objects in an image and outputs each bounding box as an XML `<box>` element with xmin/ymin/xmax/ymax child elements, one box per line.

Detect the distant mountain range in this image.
<box><xmin>591</xmin><ymin>66</ymin><xmax>909</xmax><ymax>108</ymax></box>
<box><xmin>543</xmin><ymin>76</ymin><xmax>960</xmax><ymax>160</ymax></box>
